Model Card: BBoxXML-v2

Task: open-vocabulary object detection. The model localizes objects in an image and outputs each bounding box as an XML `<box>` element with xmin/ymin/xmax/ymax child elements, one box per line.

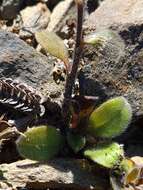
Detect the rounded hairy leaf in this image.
<box><xmin>84</xmin><ymin>142</ymin><xmax>124</xmax><ymax>168</ymax></box>
<box><xmin>67</xmin><ymin>132</ymin><xmax>86</xmax><ymax>153</ymax></box>
<box><xmin>17</xmin><ymin>125</ymin><xmax>64</xmax><ymax>161</ymax></box>
<box><xmin>35</xmin><ymin>30</ymin><xmax>69</xmax><ymax>69</ymax></box>
<box><xmin>88</xmin><ymin>97</ymin><xmax>132</xmax><ymax>138</ymax></box>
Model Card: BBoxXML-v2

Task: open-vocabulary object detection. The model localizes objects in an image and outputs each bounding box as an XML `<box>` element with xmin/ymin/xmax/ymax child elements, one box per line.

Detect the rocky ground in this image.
<box><xmin>0</xmin><ymin>0</ymin><xmax>143</xmax><ymax>189</ymax></box>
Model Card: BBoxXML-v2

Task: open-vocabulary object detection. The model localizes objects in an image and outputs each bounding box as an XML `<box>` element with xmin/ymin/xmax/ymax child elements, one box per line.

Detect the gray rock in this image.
<box><xmin>47</xmin><ymin>0</ymin><xmax>75</xmax><ymax>34</ymax></box>
<box><xmin>82</xmin><ymin>0</ymin><xmax>143</xmax><ymax>117</ymax></box>
<box><xmin>87</xmin><ymin>0</ymin><xmax>143</xmax><ymax>29</ymax></box>
<box><xmin>0</xmin><ymin>159</ymin><xmax>108</xmax><ymax>189</ymax></box>
<box><xmin>0</xmin><ymin>30</ymin><xmax>64</xmax><ymax>104</ymax></box>
<box><xmin>0</xmin><ymin>29</ymin><xmax>51</xmax><ymax>87</ymax></box>
<box><xmin>0</xmin><ymin>0</ymin><xmax>24</xmax><ymax>20</ymax></box>
<box><xmin>19</xmin><ymin>3</ymin><xmax>51</xmax><ymax>38</ymax></box>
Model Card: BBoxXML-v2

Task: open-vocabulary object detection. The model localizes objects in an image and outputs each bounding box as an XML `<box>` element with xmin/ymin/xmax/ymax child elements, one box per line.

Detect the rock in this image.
<box><xmin>47</xmin><ymin>0</ymin><xmax>75</xmax><ymax>34</ymax></box>
<box><xmin>0</xmin><ymin>30</ymin><xmax>64</xmax><ymax>100</ymax></box>
<box><xmin>0</xmin><ymin>0</ymin><xmax>24</xmax><ymax>20</ymax></box>
<box><xmin>0</xmin><ymin>29</ymin><xmax>64</xmax><ymax>124</ymax></box>
<box><xmin>0</xmin><ymin>159</ymin><xmax>108</xmax><ymax>190</ymax></box>
<box><xmin>0</xmin><ymin>29</ymin><xmax>51</xmax><ymax>87</ymax></box>
<box><xmin>19</xmin><ymin>3</ymin><xmax>51</xmax><ymax>38</ymax></box>
<box><xmin>81</xmin><ymin>0</ymin><xmax>143</xmax><ymax>118</ymax></box>
<box><xmin>87</xmin><ymin>0</ymin><xmax>143</xmax><ymax>29</ymax></box>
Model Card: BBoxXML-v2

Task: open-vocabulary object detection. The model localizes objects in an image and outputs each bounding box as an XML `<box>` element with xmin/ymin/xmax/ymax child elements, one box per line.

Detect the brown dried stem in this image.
<box><xmin>0</xmin><ymin>127</ymin><xmax>20</xmax><ymax>142</ymax></box>
<box><xmin>62</xmin><ymin>0</ymin><xmax>84</xmax><ymax>125</ymax></box>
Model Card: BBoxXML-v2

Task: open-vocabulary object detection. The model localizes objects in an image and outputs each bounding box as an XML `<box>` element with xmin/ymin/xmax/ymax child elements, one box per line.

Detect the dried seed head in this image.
<box><xmin>0</xmin><ymin>78</ymin><xmax>45</xmax><ymax>117</ymax></box>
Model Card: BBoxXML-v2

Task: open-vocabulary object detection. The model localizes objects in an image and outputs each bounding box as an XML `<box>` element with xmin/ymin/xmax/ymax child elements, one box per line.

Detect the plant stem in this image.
<box><xmin>62</xmin><ymin>0</ymin><xmax>84</xmax><ymax>126</ymax></box>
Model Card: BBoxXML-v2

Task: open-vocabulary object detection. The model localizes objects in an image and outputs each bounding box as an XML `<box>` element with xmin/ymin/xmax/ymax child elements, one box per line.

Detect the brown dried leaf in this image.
<box><xmin>70</xmin><ymin>96</ymin><xmax>98</xmax><ymax>129</ymax></box>
<box><xmin>0</xmin><ymin>78</ymin><xmax>45</xmax><ymax>117</ymax></box>
<box><xmin>121</xmin><ymin>157</ymin><xmax>143</xmax><ymax>189</ymax></box>
<box><xmin>0</xmin><ymin>114</ymin><xmax>12</xmax><ymax>132</ymax></box>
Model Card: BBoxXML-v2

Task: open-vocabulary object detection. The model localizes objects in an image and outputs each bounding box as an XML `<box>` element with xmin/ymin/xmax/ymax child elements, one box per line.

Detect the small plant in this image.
<box><xmin>16</xmin><ymin>96</ymin><xmax>132</xmax><ymax>164</ymax></box>
<box><xmin>16</xmin><ymin>0</ymin><xmax>132</xmax><ymax>164</ymax></box>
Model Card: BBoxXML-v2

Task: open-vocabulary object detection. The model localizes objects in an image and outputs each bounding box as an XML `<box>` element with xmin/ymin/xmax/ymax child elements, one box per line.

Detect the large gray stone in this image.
<box><xmin>19</xmin><ymin>3</ymin><xmax>51</xmax><ymax>38</ymax></box>
<box><xmin>47</xmin><ymin>0</ymin><xmax>75</xmax><ymax>34</ymax></box>
<box><xmin>81</xmin><ymin>0</ymin><xmax>143</xmax><ymax>118</ymax></box>
<box><xmin>87</xmin><ymin>0</ymin><xmax>143</xmax><ymax>29</ymax></box>
<box><xmin>0</xmin><ymin>29</ymin><xmax>64</xmax><ymax>101</ymax></box>
<box><xmin>0</xmin><ymin>159</ymin><xmax>108</xmax><ymax>190</ymax></box>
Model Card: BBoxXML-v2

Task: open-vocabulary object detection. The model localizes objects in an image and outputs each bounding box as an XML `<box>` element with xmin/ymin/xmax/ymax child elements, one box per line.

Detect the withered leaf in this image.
<box><xmin>35</xmin><ymin>30</ymin><xmax>69</xmax><ymax>71</ymax></box>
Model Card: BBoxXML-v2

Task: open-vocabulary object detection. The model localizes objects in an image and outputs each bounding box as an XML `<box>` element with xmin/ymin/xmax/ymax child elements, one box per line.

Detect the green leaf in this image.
<box><xmin>67</xmin><ymin>132</ymin><xmax>86</xmax><ymax>153</ymax></box>
<box><xmin>84</xmin><ymin>142</ymin><xmax>124</xmax><ymax>168</ymax></box>
<box><xmin>35</xmin><ymin>30</ymin><xmax>69</xmax><ymax>70</ymax></box>
<box><xmin>88</xmin><ymin>97</ymin><xmax>132</xmax><ymax>138</ymax></box>
<box><xmin>84</xmin><ymin>30</ymin><xmax>115</xmax><ymax>46</ymax></box>
<box><xmin>16</xmin><ymin>125</ymin><xmax>64</xmax><ymax>161</ymax></box>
